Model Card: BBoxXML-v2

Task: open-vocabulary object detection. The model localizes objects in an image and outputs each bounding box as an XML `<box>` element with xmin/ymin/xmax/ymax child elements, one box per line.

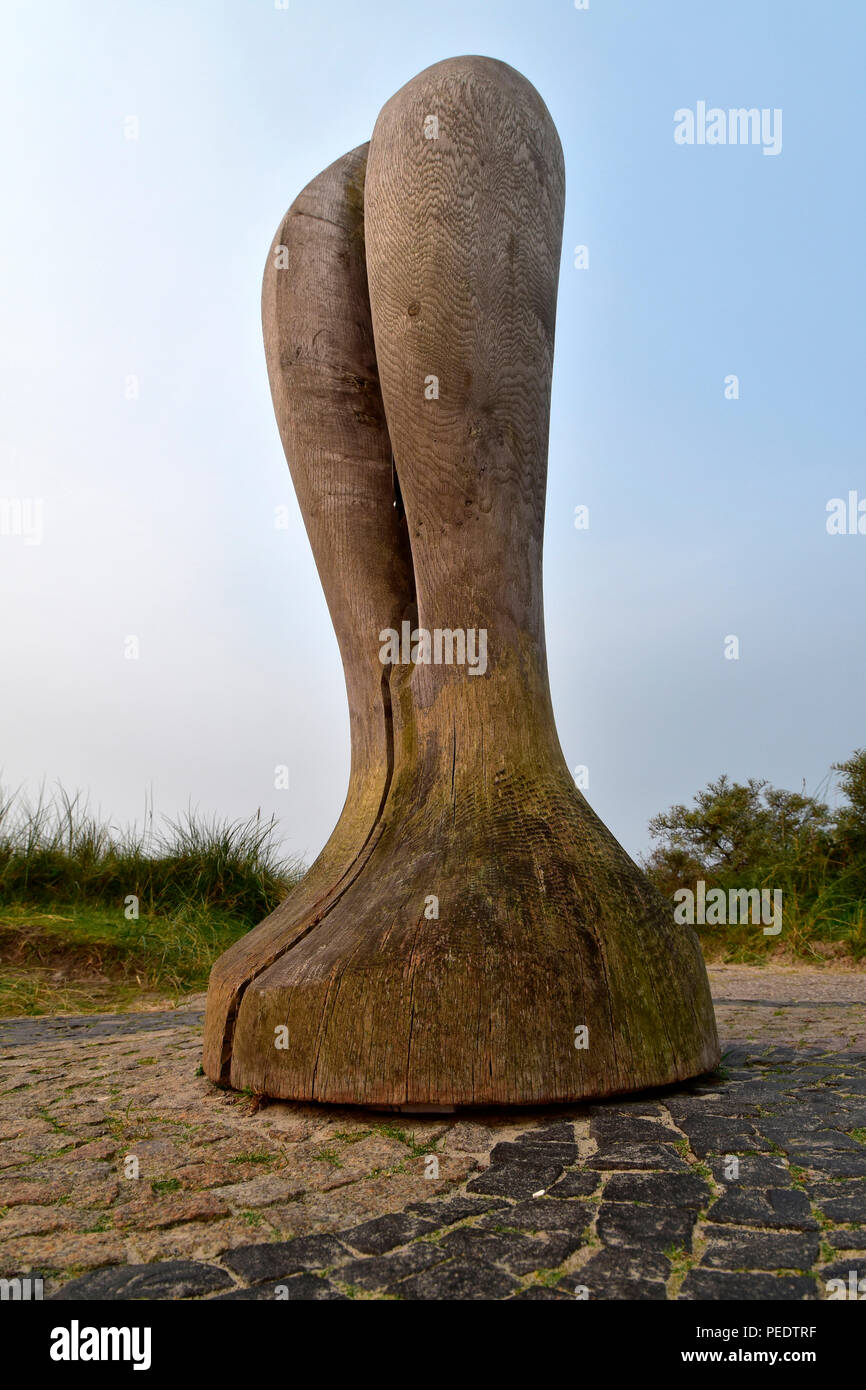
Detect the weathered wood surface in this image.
<box><xmin>202</xmin><ymin>144</ymin><xmax>414</xmax><ymax>1082</ymax></box>
<box><xmin>204</xmin><ymin>57</ymin><xmax>719</xmax><ymax>1105</ymax></box>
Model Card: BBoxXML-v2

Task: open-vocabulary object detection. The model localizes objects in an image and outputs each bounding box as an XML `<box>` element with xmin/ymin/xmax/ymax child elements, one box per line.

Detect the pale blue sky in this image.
<box><xmin>1</xmin><ymin>0</ymin><xmax>863</xmax><ymax>865</ymax></box>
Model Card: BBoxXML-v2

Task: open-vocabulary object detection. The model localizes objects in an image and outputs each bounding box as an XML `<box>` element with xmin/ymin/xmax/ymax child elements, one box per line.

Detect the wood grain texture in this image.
<box><xmin>202</xmin><ymin>144</ymin><xmax>414</xmax><ymax>1081</ymax></box>
<box><xmin>210</xmin><ymin>58</ymin><xmax>720</xmax><ymax>1105</ymax></box>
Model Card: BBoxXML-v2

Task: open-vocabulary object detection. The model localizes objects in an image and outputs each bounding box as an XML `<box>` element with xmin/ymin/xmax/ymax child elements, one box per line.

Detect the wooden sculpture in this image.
<box><xmin>203</xmin><ymin>56</ymin><xmax>720</xmax><ymax>1106</ymax></box>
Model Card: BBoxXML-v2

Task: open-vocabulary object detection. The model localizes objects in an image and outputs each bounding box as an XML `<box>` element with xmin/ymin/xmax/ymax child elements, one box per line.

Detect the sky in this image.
<box><xmin>0</xmin><ymin>0</ymin><xmax>863</xmax><ymax>869</ymax></box>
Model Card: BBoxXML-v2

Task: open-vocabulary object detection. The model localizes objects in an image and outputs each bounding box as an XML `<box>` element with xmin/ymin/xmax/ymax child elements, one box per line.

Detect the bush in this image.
<box><xmin>833</xmin><ymin>749</ymin><xmax>866</xmax><ymax>885</ymax></box>
<box><xmin>642</xmin><ymin>751</ymin><xmax>866</xmax><ymax>962</ymax></box>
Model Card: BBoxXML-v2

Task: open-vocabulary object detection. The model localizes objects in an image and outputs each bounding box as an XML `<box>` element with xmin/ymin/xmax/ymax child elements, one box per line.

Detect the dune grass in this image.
<box><xmin>0</xmin><ymin>784</ymin><xmax>303</xmax><ymax>1016</ymax></box>
<box><xmin>688</xmin><ymin>878</ymin><xmax>866</xmax><ymax>966</ymax></box>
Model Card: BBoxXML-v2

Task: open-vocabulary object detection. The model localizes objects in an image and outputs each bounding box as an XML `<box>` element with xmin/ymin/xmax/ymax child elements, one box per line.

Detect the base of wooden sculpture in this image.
<box><xmin>217</xmin><ymin>875</ymin><xmax>720</xmax><ymax>1109</ymax></box>
<box><xmin>208</xmin><ymin>700</ymin><xmax>720</xmax><ymax>1107</ymax></box>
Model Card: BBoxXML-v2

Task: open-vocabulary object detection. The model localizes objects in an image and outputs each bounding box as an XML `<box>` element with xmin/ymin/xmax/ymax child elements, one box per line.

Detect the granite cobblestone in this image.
<box><xmin>0</xmin><ymin>985</ymin><xmax>863</xmax><ymax>1301</ymax></box>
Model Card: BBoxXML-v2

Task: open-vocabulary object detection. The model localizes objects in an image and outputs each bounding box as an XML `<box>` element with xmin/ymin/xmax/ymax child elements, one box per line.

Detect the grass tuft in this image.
<box><xmin>0</xmin><ymin>782</ymin><xmax>303</xmax><ymax>1015</ymax></box>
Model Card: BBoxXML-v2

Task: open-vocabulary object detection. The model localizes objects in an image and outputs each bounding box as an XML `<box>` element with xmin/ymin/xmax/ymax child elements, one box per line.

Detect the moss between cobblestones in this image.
<box><xmin>664</xmin><ymin>1242</ymin><xmax>702</xmax><ymax>1299</ymax></box>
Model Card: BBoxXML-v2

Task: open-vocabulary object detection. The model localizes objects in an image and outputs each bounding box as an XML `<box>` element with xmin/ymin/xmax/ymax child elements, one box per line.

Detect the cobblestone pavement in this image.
<box><xmin>1</xmin><ymin>971</ymin><xmax>864</xmax><ymax>1301</ymax></box>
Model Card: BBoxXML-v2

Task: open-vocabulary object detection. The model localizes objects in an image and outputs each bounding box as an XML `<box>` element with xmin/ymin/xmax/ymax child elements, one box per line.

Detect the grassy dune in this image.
<box><xmin>0</xmin><ymin>786</ymin><xmax>301</xmax><ymax>1016</ymax></box>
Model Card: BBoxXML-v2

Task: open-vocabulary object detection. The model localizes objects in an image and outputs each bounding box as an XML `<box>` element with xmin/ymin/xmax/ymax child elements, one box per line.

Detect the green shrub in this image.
<box><xmin>642</xmin><ymin>751</ymin><xmax>866</xmax><ymax>961</ymax></box>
